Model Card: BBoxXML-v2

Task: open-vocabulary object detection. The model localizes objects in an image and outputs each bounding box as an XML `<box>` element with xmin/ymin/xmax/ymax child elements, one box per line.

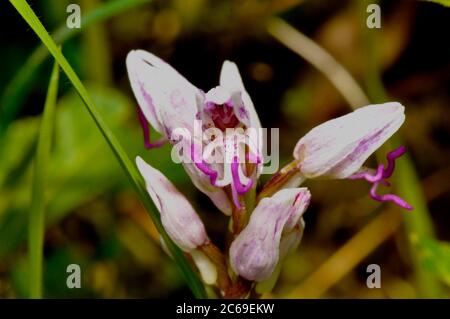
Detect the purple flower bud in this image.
<box><xmin>229</xmin><ymin>188</ymin><xmax>311</xmax><ymax>281</ymax></box>
<box><xmin>136</xmin><ymin>157</ymin><xmax>208</xmax><ymax>252</ymax></box>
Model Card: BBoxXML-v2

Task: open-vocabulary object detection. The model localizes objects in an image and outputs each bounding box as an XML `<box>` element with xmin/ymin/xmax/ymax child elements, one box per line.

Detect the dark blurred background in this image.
<box><xmin>0</xmin><ymin>0</ymin><xmax>449</xmax><ymax>298</ymax></box>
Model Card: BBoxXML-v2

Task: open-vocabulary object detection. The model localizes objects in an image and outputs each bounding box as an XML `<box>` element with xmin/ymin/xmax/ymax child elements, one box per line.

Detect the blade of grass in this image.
<box><xmin>395</xmin><ymin>152</ymin><xmax>441</xmax><ymax>297</ymax></box>
<box><xmin>81</xmin><ymin>0</ymin><xmax>113</xmax><ymax>84</ymax></box>
<box><xmin>422</xmin><ymin>0</ymin><xmax>450</xmax><ymax>7</ymax></box>
<box><xmin>266</xmin><ymin>17</ymin><xmax>370</xmax><ymax>107</ymax></box>
<box><xmin>9</xmin><ymin>0</ymin><xmax>206</xmax><ymax>298</ymax></box>
<box><xmin>28</xmin><ymin>60</ymin><xmax>60</xmax><ymax>299</ymax></box>
<box><xmin>0</xmin><ymin>0</ymin><xmax>152</xmax><ymax>137</ymax></box>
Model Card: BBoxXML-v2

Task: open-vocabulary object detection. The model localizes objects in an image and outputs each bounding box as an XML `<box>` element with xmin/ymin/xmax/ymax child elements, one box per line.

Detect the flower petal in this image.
<box><xmin>126</xmin><ymin>50</ymin><xmax>200</xmax><ymax>137</ymax></box>
<box><xmin>181</xmin><ymin>162</ymin><xmax>232</xmax><ymax>215</ymax></box>
<box><xmin>220</xmin><ymin>61</ymin><xmax>261</xmax><ymax>129</ymax></box>
<box><xmin>136</xmin><ymin>156</ymin><xmax>208</xmax><ymax>252</ymax></box>
<box><xmin>229</xmin><ymin>188</ymin><xmax>311</xmax><ymax>281</ymax></box>
<box><xmin>293</xmin><ymin>102</ymin><xmax>405</xmax><ymax>179</ymax></box>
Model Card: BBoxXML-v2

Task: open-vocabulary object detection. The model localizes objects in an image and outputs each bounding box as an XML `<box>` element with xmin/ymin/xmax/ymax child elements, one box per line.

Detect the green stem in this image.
<box><xmin>29</xmin><ymin>60</ymin><xmax>60</xmax><ymax>299</ymax></box>
<box><xmin>9</xmin><ymin>0</ymin><xmax>206</xmax><ymax>298</ymax></box>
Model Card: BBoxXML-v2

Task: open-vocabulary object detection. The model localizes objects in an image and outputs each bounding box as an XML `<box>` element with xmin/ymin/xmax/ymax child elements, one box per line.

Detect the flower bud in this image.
<box><xmin>229</xmin><ymin>188</ymin><xmax>311</xmax><ymax>281</ymax></box>
<box><xmin>136</xmin><ymin>157</ymin><xmax>208</xmax><ymax>252</ymax></box>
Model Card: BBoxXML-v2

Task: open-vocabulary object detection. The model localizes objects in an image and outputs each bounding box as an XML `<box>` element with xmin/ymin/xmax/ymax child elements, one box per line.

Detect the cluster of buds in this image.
<box><xmin>126</xmin><ymin>50</ymin><xmax>412</xmax><ymax>298</ymax></box>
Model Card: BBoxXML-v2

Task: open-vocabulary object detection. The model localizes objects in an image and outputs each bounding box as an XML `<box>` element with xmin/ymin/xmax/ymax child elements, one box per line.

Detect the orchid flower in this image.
<box><xmin>127</xmin><ymin>51</ymin><xmax>412</xmax><ymax>298</ymax></box>
<box><xmin>127</xmin><ymin>50</ymin><xmax>263</xmax><ymax>216</ymax></box>
<box><xmin>262</xmin><ymin>102</ymin><xmax>412</xmax><ymax>210</ymax></box>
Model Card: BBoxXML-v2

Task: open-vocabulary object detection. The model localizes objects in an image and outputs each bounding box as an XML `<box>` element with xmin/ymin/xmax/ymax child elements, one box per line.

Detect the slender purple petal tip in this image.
<box><xmin>136</xmin><ymin>106</ymin><xmax>167</xmax><ymax>149</ymax></box>
<box><xmin>349</xmin><ymin>146</ymin><xmax>413</xmax><ymax>211</ymax></box>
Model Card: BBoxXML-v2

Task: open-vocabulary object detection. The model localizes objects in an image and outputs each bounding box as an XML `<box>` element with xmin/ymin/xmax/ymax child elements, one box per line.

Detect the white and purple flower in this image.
<box><xmin>127</xmin><ymin>50</ymin><xmax>262</xmax><ymax>215</ymax></box>
<box><xmin>126</xmin><ymin>50</ymin><xmax>412</xmax><ymax>295</ymax></box>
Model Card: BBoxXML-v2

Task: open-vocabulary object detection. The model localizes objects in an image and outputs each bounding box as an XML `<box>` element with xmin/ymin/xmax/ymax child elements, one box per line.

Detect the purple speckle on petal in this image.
<box><xmin>238</xmin><ymin>106</ymin><xmax>248</xmax><ymax>119</ymax></box>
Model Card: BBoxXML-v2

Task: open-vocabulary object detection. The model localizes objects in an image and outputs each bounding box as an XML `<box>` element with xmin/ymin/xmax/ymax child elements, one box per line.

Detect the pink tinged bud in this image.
<box><xmin>229</xmin><ymin>188</ymin><xmax>311</xmax><ymax>281</ymax></box>
<box><xmin>136</xmin><ymin>157</ymin><xmax>208</xmax><ymax>252</ymax></box>
<box><xmin>293</xmin><ymin>102</ymin><xmax>405</xmax><ymax>179</ymax></box>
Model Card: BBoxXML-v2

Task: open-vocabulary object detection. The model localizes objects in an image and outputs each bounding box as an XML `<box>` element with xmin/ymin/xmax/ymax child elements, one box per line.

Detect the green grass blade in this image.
<box><xmin>395</xmin><ymin>153</ymin><xmax>442</xmax><ymax>297</ymax></box>
<box><xmin>29</xmin><ymin>60</ymin><xmax>60</xmax><ymax>299</ymax></box>
<box><xmin>9</xmin><ymin>0</ymin><xmax>206</xmax><ymax>298</ymax></box>
<box><xmin>0</xmin><ymin>0</ymin><xmax>152</xmax><ymax>137</ymax></box>
<box><xmin>422</xmin><ymin>0</ymin><xmax>450</xmax><ymax>7</ymax></box>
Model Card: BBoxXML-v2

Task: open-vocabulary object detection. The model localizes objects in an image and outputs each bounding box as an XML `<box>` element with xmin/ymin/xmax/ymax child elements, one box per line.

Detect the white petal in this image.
<box><xmin>181</xmin><ymin>162</ymin><xmax>232</xmax><ymax>215</ymax></box>
<box><xmin>205</xmin><ymin>86</ymin><xmax>232</xmax><ymax>105</ymax></box>
<box><xmin>229</xmin><ymin>188</ymin><xmax>310</xmax><ymax>281</ymax></box>
<box><xmin>220</xmin><ymin>61</ymin><xmax>261</xmax><ymax>129</ymax></box>
<box><xmin>126</xmin><ymin>50</ymin><xmax>200</xmax><ymax>137</ymax></box>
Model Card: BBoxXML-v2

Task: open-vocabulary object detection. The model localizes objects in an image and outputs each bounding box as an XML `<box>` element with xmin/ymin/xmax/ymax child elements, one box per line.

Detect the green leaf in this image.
<box><xmin>28</xmin><ymin>60</ymin><xmax>60</xmax><ymax>299</ymax></box>
<box><xmin>8</xmin><ymin>0</ymin><xmax>206</xmax><ymax>298</ymax></box>
<box><xmin>421</xmin><ymin>0</ymin><xmax>450</xmax><ymax>7</ymax></box>
<box><xmin>0</xmin><ymin>0</ymin><xmax>152</xmax><ymax>137</ymax></box>
<box><xmin>395</xmin><ymin>153</ymin><xmax>443</xmax><ymax>297</ymax></box>
<box><xmin>413</xmin><ymin>237</ymin><xmax>450</xmax><ymax>287</ymax></box>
